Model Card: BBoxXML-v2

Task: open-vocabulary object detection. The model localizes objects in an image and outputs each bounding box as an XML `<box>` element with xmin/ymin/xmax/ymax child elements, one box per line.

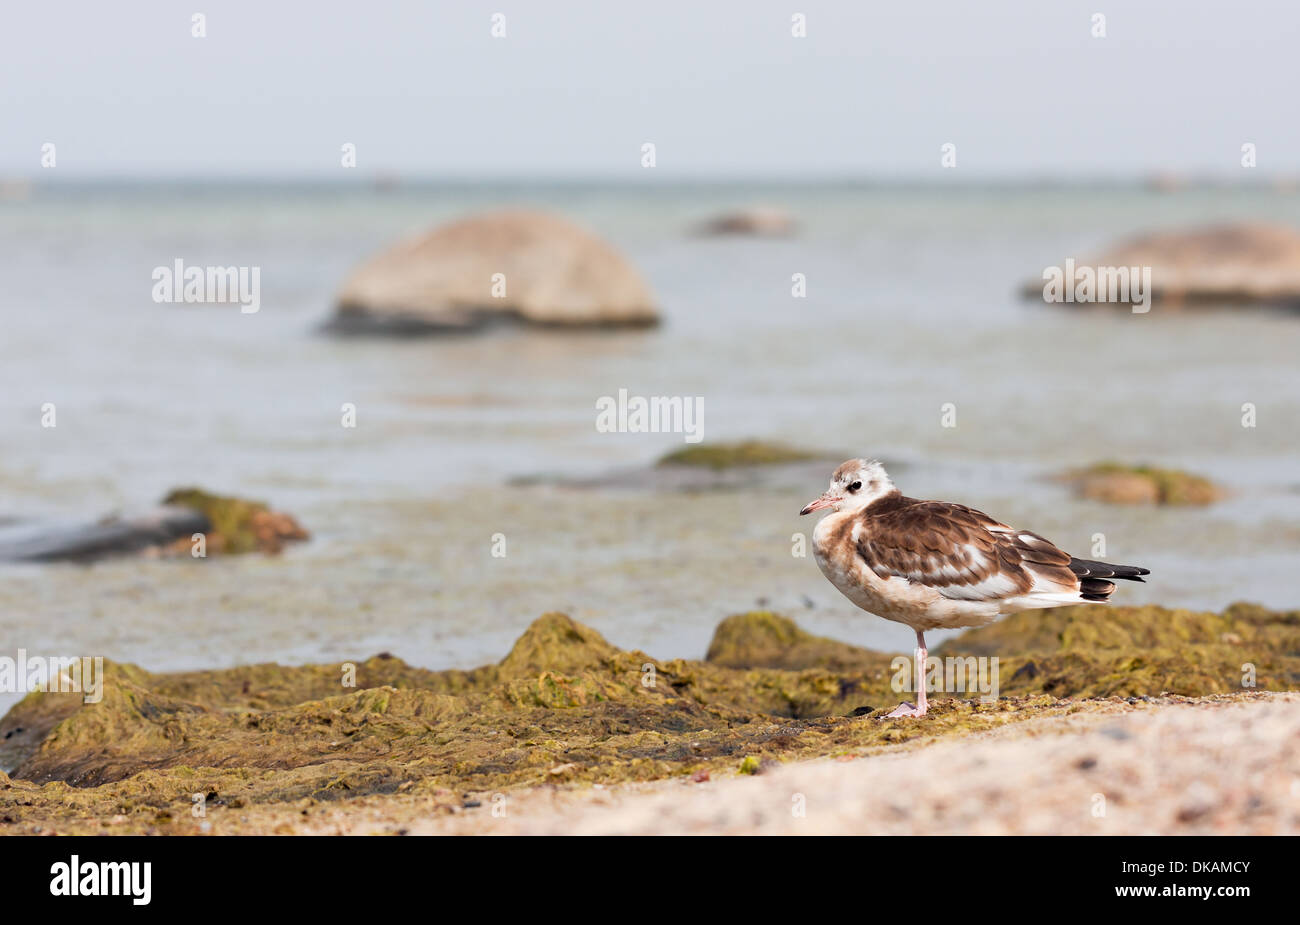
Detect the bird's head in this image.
<box><xmin>799</xmin><ymin>458</ymin><xmax>895</xmax><ymax>516</ymax></box>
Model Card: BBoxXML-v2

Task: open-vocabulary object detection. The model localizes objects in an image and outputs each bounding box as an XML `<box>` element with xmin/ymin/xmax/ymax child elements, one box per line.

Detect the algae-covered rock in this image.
<box><xmin>497</xmin><ymin>612</ymin><xmax>621</xmax><ymax>678</ymax></box>
<box><xmin>706</xmin><ymin>611</ymin><xmax>886</xmax><ymax>673</ymax></box>
<box><xmin>935</xmin><ymin>601</ymin><xmax>1300</xmax><ymax>697</ymax></box>
<box><xmin>162</xmin><ymin>487</ymin><xmax>308</xmax><ymax>555</ymax></box>
<box><xmin>657</xmin><ymin>440</ymin><xmax>821</xmax><ymax>470</ymax></box>
<box><xmin>1060</xmin><ymin>462</ymin><xmax>1223</xmax><ymax>506</ymax></box>
<box><xmin>1</xmin><ymin>603</ymin><xmax>1296</xmax><ymax>835</ymax></box>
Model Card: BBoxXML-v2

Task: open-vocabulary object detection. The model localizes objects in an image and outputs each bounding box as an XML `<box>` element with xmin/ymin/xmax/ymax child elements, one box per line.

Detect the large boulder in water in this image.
<box><xmin>1026</xmin><ymin>223</ymin><xmax>1300</xmax><ymax>308</ymax></box>
<box><xmin>328</xmin><ymin>211</ymin><xmax>660</xmax><ymax>334</ymax></box>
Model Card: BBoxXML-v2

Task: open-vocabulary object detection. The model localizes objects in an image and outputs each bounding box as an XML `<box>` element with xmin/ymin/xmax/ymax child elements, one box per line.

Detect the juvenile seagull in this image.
<box><xmin>800</xmin><ymin>459</ymin><xmax>1149</xmax><ymax>718</ymax></box>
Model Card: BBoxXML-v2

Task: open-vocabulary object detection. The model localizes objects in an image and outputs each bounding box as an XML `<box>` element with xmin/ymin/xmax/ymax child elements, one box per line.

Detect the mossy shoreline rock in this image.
<box><xmin>1</xmin><ymin>604</ymin><xmax>1295</xmax><ymax>834</ymax></box>
<box><xmin>706</xmin><ymin>611</ymin><xmax>885</xmax><ymax>672</ymax></box>
<box><xmin>1059</xmin><ymin>462</ymin><xmax>1223</xmax><ymax>506</ymax></box>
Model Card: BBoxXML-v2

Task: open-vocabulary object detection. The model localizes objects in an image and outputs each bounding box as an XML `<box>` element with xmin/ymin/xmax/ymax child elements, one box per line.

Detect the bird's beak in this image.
<box><xmin>799</xmin><ymin>493</ymin><xmax>838</xmax><ymax>516</ymax></box>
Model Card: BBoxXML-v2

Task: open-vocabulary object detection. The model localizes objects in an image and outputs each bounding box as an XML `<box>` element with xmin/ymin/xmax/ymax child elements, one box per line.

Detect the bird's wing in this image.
<box><xmin>856</xmin><ymin>500</ymin><xmax>1077</xmax><ymax>602</ymax></box>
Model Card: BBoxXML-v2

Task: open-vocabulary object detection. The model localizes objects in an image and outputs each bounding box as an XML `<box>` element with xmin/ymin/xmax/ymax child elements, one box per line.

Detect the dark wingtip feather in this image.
<box><xmin>1068</xmin><ymin>557</ymin><xmax>1151</xmax><ymax>582</ymax></box>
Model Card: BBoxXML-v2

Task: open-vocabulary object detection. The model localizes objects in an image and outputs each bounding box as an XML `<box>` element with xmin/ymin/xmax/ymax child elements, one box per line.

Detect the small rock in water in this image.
<box><xmin>1059</xmin><ymin>462</ymin><xmax>1222</xmax><ymax>506</ymax></box>
<box><xmin>695</xmin><ymin>208</ymin><xmax>796</xmax><ymax>237</ymax></box>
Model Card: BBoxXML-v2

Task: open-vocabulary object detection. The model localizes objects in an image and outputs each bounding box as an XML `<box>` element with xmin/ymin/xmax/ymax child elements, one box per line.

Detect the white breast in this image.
<box><xmin>812</xmin><ymin>512</ymin><xmax>1004</xmax><ymax>631</ymax></box>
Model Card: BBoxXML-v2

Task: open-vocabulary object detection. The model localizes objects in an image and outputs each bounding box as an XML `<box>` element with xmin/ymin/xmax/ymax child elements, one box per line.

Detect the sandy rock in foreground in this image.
<box><xmin>330</xmin><ymin>210</ymin><xmax>659</xmax><ymax>333</ymax></box>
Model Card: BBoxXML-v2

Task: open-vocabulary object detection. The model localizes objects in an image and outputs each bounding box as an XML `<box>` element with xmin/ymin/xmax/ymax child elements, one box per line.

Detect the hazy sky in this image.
<box><xmin>3</xmin><ymin>0</ymin><xmax>1297</xmax><ymax>178</ymax></box>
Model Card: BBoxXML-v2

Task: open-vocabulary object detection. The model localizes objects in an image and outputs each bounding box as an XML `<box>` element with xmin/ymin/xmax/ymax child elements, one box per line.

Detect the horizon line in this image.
<box><xmin>4</xmin><ymin>170</ymin><xmax>1298</xmax><ymax>188</ymax></box>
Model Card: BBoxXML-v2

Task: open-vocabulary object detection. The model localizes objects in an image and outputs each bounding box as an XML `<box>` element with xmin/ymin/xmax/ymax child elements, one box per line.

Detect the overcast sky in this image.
<box><xmin>2</xmin><ymin>0</ymin><xmax>1296</xmax><ymax>178</ymax></box>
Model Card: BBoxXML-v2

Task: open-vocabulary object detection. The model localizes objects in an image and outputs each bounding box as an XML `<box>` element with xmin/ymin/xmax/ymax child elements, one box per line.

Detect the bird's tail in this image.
<box><xmin>1068</xmin><ymin>557</ymin><xmax>1150</xmax><ymax>602</ymax></box>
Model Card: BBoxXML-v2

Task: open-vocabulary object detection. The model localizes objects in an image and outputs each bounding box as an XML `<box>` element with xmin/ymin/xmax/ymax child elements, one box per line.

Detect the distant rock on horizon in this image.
<box><xmin>327</xmin><ymin>210</ymin><xmax>660</xmax><ymax>335</ymax></box>
<box><xmin>694</xmin><ymin>207</ymin><xmax>796</xmax><ymax>237</ymax></box>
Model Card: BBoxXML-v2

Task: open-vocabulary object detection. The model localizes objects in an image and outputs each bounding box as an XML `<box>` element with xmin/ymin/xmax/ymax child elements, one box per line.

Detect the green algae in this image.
<box><xmin>930</xmin><ymin>601</ymin><xmax>1299</xmax><ymax>698</ymax></box>
<box><xmin>706</xmin><ymin>611</ymin><xmax>887</xmax><ymax>672</ymax></box>
<box><xmin>162</xmin><ymin>487</ymin><xmax>308</xmax><ymax>555</ymax></box>
<box><xmin>656</xmin><ymin>440</ymin><xmax>820</xmax><ymax>470</ymax></box>
<box><xmin>1</xmin><ymin>604</ymin><xmax>1296</xmax><ymax>835</ymax></box>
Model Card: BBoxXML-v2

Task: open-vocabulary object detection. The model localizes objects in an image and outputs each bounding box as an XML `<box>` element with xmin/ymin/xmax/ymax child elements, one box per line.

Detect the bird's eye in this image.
<box><xmin>848</xmin><ymin>481</ymin><xmax>862</xmax><ymax>492</ymax></box>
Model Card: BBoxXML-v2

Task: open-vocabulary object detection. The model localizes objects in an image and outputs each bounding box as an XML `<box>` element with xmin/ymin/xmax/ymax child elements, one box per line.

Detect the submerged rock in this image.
<box><xmin>1</xmin><ymin>604</ymin><xmax>1294</xmax><ymax>833</ymax></box>
<box><xmin>327</xmin><ymin>210</ymin><xmax>660</xmax><ymax>335</ymax></box>
<box><xmin>1026</xmin><ymin>223</ymin><xmax>1300</xmax><ymax>308</ymax></box>
<box><xmin>657</xmin><ymin>440</ymin><xmax>821</xmax><ymax>470</ymax></box>
<box><xmin>0</xmin><ymin>507</ymin><xmax>209</xmax><ymax>563</ymax></box>
<box><xmin>514</xmin><ymin>440</ymin><xmax>842</xmax><ymax>492</ymax></box>
<box><xmin>1059</xmin><ymin>462</ymin><xmax>1223</xmax><ymax>506</ymax></box>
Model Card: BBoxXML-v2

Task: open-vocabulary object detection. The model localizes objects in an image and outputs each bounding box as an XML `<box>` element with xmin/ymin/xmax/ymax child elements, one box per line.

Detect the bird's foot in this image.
<box><xmin>885</xmin><ymin>701</ymin><xmax>927</xmax><ymax>719</ymax></box>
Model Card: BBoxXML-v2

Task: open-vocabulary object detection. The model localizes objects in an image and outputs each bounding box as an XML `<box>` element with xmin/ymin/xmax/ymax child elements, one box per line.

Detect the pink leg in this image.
<box><xmin>886</xmin><ymin>629</ymin><xmax>929</xmax><ymax>718</ymax></box>
<box><xmin>915</xmin><ymin>629</ymin><xmax>928</xmax><ymax>716</ymax></box>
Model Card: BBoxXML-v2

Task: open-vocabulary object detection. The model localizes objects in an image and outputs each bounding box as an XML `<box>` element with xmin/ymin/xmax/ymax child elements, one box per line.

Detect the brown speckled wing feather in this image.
<box><xmin>856</xmin><ymin>497</ymin><xmax>1077</xmax><ymax>602</ymax></box>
